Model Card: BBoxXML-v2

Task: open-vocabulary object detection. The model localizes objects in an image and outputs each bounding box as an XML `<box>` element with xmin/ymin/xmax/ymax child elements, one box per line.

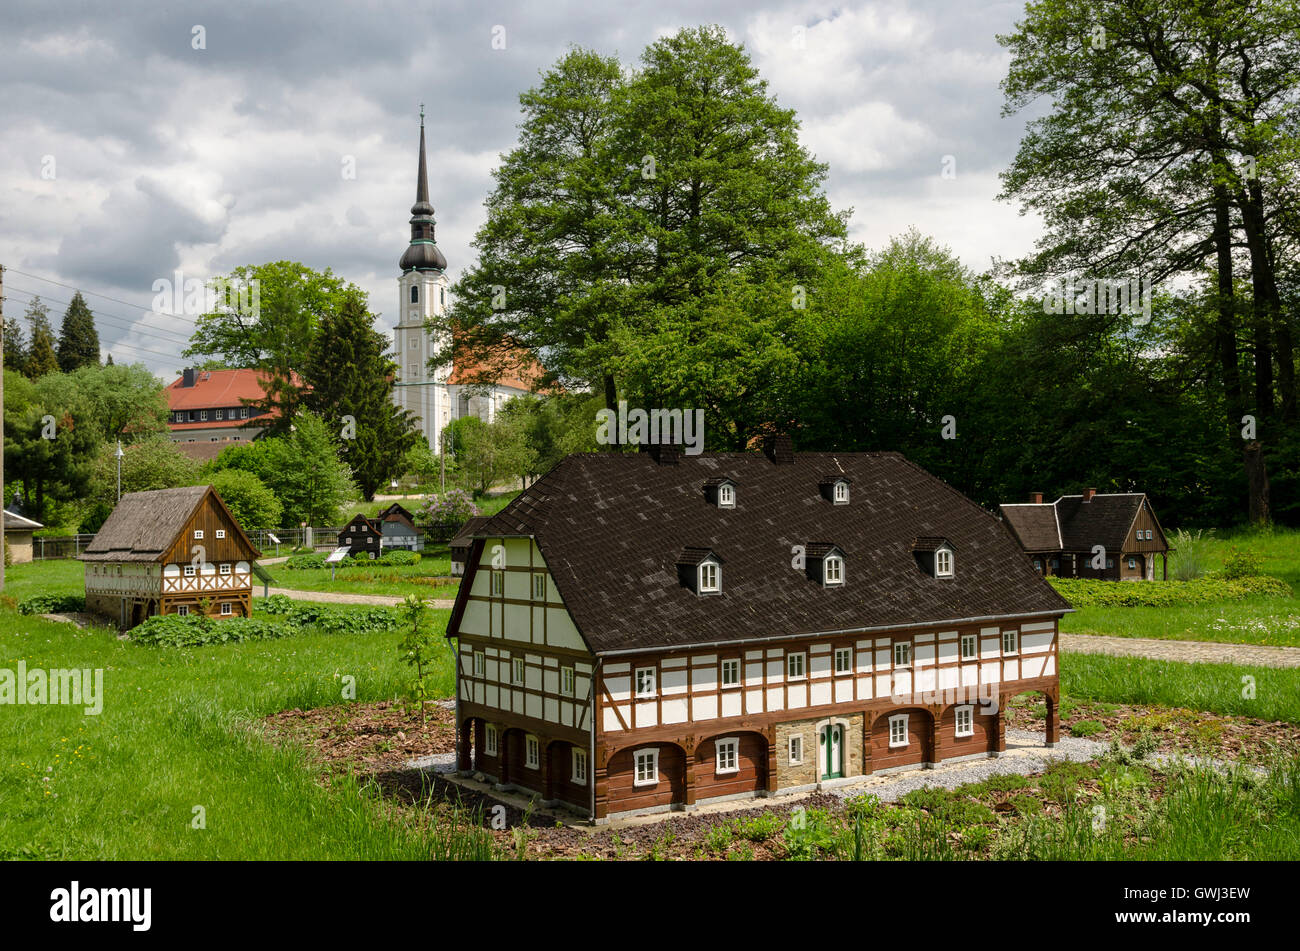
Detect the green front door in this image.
<box><xmin>820</xmin><ymin>724</ymin><xmax>843</xmax><ymax>780</ymax></box>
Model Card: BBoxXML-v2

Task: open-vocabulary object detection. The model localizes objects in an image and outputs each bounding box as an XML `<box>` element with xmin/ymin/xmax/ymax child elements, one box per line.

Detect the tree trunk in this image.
<box><xmin>1243</xmin><ymin>441</ymin><xmax>1271</xmax><ymax>527</ymax></box>
<box><xmin>1238</xmin><ymin>184</ymin><xmax>1287</xmax><ymax>420</ymax></box>
<box><xmin>1212</xmin><ymin>181</ymin><xmax>1243</xmax><ymax>424</ymax></box>
<box><xmin>603</xmin><ymin>374</ymin><xmax>618</xmax><ymax>448</ymax></box>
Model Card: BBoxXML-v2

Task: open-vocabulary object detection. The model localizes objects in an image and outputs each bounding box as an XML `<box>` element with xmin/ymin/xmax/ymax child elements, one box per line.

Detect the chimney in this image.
<box><xmin>1029</xmin><ymin>491</ymin><xmax>1043</xmax><ymax>504</ymax></box>
<box><xmin>181</xmin><ymin>367</ymin><xmax>196</xmax><ymax>388</ymax></box>
<box><xmin>640</xmin><ymin>442</ymin><xmax>680</xmax><ymax>465</ymax></box>
<box><xmin>763</xmin><ymin>434</ymin><xmax>794</xmax><ymax>465</ymax></box>
<box><xmin>1083</xmin><ymin>487</ymin><xmax>1096</xmax><ymax>502</ymax></box>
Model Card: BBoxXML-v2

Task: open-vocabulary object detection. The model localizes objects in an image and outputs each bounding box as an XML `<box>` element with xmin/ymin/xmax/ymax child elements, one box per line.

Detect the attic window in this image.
<box><xmin>703</xmin><ymin>478</ymin><xmax>737</xmax><ymax>509</ymax></box>
<box><xmin>936</xmin><ymin>549</ymin><xmax>954</xmax><ymax>577</ymax></box>
<box><xmin>699</xmin><ymin>562</ymin><xmax>720</xmax><ymax>593</ymax></box>
<box><xmin>215</xmin><ymin>530</ymin><xmax>226</xmax><ymax>539</ymax></box>
<box><xmin>833</xmin><ymin>481</ymin><xmax>849</xmax><ymax>504</ymax></box>
<box><xmin>805</xmin><ymin>543</ymin><xmax>845</xmax><ymax>586</ymax></box>
<box><xmin>677</xmin><ymin>547</ymin><xmax>723</xmax><ymax>596</ymax></box>
<box><xmin>825</xmin><ymin>554</ymin><xmax>845</xmax><ymax>585</ymax></box>
<box><xmin>718</xmin><ymin>484</ymin><xmax>735</xmax><ymax>507</ymax></box>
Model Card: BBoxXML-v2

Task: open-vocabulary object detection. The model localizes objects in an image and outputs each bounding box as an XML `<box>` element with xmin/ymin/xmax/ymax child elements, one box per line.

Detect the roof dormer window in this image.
<box><xmin>935</xmin><ymin>548</ymin><xmax>954</xmax><ymax>577</ymax></box>
<box><xmin>703</xmin><ymin>478</ymin><xmax>737</xmax><ymax>509</ymax></box>
<box><xmin>819</xmin><ymin>476</ymin><xmax>851</xmax><ymax>504</ymax></box>
<box><xmin>912</xmin><ymin>537</ymin><xmax>955</xmax><ymax>578</ymax></box>
<box><xmin>834</xmin><ymin>481</ymin><xmax>849</xmax><ymax>504</ymax></box>
<box><xmin>825</xmin><ymin>554</ymin><xmax>844</xmax><ymax>585</ymax></box>
<box><xmin>805</xmin><ymin>543</ymin><xmax>846</xmax><ymax>587</ymax></box>
<box><xmin>699</xmin><ymin>561</ymin><xmax>720</xmax><ymax>593</ymax></box>
<box><xmin>719</xmin><ymin>484</ymin><xmax>734</xmax><ymax>507</ymax></box>
<box><xmin>677</xmin><ymin>547</ymin><xmax>723</xmax><ymax>596</ymax></box>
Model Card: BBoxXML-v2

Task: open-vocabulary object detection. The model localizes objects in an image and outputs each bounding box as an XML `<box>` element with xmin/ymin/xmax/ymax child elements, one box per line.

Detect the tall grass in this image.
<box><xmin>1169</xmin><ymin>528</ymin><xmax>1214</xmax><ymax>580</ymax></box>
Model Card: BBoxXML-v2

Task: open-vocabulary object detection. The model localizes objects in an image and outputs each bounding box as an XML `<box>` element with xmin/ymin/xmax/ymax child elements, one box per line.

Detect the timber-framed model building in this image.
<box><xmin>446</xmin><ymin>437</ymin><xmax>1072</xmax><ymax>824</ymax></box>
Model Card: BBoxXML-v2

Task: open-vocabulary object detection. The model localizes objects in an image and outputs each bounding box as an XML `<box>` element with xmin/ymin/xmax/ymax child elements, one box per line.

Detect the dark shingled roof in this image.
<box><xmin>79</xmin><ymin>486</ymin><xmax>262</xmax><ymax>563</ymax></box>
<box><xmin>450</xmin><ymin>516</ymin><xmax>493</xmax><ymax>556</ymax></box>
<box><xmin>461</xmin><ymin>452</ymin><xmax>1071</xmax><ymax>654</ymax></box>
<box><xmin>998</xmin><ymin>504</ymin><xmax>1062</xmax><ymax>552</ymax></box>
<box><xmin>1001</xmin><ymin>493</ymin><xmax>1155</xmax><ymax>554</ymax></box>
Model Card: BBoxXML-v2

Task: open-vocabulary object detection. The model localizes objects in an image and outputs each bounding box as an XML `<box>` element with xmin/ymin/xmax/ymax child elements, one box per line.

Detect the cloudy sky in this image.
<box><xmin>0</xmin><ymin>0</ymin><xmax>1046</xmax><ymax>379</ymax></box>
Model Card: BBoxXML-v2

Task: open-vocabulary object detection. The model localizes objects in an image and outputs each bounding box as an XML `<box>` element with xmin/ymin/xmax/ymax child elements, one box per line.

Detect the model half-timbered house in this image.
<box><xmin>446</xmin><ymin>439</ymin><xmax>1073</xmax><ymax>823</ymax></box>
<box><xmin>79</xmin><ymin>485</ymin><xmax>261</xmax><ymax>628</ymax></box>
<box><xmin>376</xmin><ymin>503</ymin><xmax>423</xmax><ymax>552</ymax></box>
<box><xmin>1000</xmin><ymin>489</ymin><xmax>1172</xmax><ymax>580</ymax></box>
<box><xmin>340</xmin><ymin>514</ymin><xmax>382</xmax><ymax>559</ymax></box>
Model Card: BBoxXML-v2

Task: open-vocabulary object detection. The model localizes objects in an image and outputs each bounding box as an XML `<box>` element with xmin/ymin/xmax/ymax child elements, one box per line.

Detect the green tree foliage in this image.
<box><xmin>32</xmin><ymin>363</ymin><xmax>168</xmax><ymax>443</ymax></box>
<box><xmin>3</xmin><ymin>371</ymin><xmax>97</xmax><ymax>521</ymax></box>
<box><xmin>23</xmin><ymin>297</ymin><xmax>59</xmax><ymax>379</ymax></box>
<box><xmin>56</xmin><ymin>291</ymin><xmax>101</xmax><ymax>371</ymax></box>
<box><xmin>208</xmin><ymin>469</ymin><xmax>282</xmax><ymax>532</ymax></box>
<box><xmin>3</xmin><ymin>316</ymin><xmax>27</xmax><ymax>376</ymax></box>
<box><xmin>445</xmin><ymin>412</ymin><xmax>533</xmax><ymax>497</ymax></box>
<box><xmin>302</xmin><ymin>290</ymin><xmax>419</xmax><ymax>500</ymax></box>
<box><xmin>496</xmin><ymin>393</ymin><xmax>603</xmax><ymax>480</ymax></box>
<box><xmin>86</xmin><ymin>436</ymin><xmax>200</xmax><ymax>513</ymax></box>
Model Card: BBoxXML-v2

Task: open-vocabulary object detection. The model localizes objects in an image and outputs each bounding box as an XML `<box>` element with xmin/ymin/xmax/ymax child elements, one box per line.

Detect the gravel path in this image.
<box><xmin>1061</xmin><ymin>632</ymin><xmax>1300</xmax><ymax>668</ymax></box>
<box><xmin>260</xmin><ymin>587</ymin><xmax>456</xmax><ymax>609</ymax></box>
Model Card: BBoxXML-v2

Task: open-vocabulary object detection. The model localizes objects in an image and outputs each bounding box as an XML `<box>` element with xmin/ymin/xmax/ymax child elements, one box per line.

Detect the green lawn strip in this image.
<box><xmin>0</xmin><ymin>609</ymin><xmax>491</xmax><ymax>860</ymax></box>
<box><xmin>1</xmin><ymin>560</ymin><xmax>85</xmax><ymax>605</ymax></box>
<box><xmin>1061</xmin><ymin>651</ymin><xmax>1300</xmax><ymax>723</ymax></box>
<box><xmin>1061</xmin><ymin>598</ymin><xmax>1300</xmax><ymax>647</ymax></box>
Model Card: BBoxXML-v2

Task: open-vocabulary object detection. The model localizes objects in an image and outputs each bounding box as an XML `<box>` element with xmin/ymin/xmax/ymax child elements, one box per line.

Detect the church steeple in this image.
<box><xmin>400</xmin><ymin>106</ymin><xmax>447</xmax><ymax>272</ymax></box>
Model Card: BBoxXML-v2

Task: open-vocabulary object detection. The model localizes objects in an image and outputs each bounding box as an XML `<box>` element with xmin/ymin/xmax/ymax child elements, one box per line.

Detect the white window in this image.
<box><xmin>484</xmin><ymin>724</ymin><xmax>498</xmax><ymax>756</ymax></box>
<box><xmin>834</xmin><ymin>647</ymin><xmax>852</xmax><ymax>673</ymax></box>
<box><xmin>512</xmin><ymin>657</ymin><xmax>525</xmax><ymax>685</ymax></box>
<box><xmin>175</xmin><ymin>604</ymin><xmax>191</xmax><ymax>616</ymax></box>
<box><xmin>220</xmin><ymin>603</ymin><xmax>232</xmax><ymax>616</ymax></box>
<box><xmin>788</xmin><ymin>734</ymin><xmax>803</xmax><ymax>764</ymax></box>
<box><xmin>239</xmin><ymin>408</ymin><xmax>248</xmax><ymax>419</ymax></box>
<box><xmin>718</xmin><ymin>483</ymin><xmax>734</xmax><ymax>507</ymax></box>
<box><xmin>194</xmin><ymin>530</ymin><xmax>204</xmax><ymax>540</ymax></box>
<box><xmin>698</xmin><ymin>561</ymin><xmax>720</xmax><ymax>593</ymax></box>
<box><xmin>833</xmin><ymin>481</ymin><xmax>849</xmax><ymax>503</ymax></box>
<box><xmin>490</xmin><ymin>571</ymin><xmax>503</xmax><ymax>596</ymax></box>
<box><xmin>473</xmin><ymin>652</ymin><xmax>484</xmax><ymax>677</ymax></box>
<box><xmin>199</xmin><ymin>410</ymin><xmax>207</xmax><ymax>421</ymax></box>
<box><xmin>715</xmin><ymin>737</ymin><xmax>739</xmax><ymax>774</ymax></box>
<box><xmin>786</xmin><ymin>652</ymin><xmax>806</xmax><ymax>679</ymax></box>
<box><xmin>635</xmin><ymin>667</ymin><xmax>656</xmax><ymax>697</ymax></box>
<box><xmin>219</xmin><ymin>563</ymin><xmax>231</xmax><ymax>575</ymax></box>
<box><xmin>183</xmin><ymin>565</ymin><xmax>196</xmax><ymax>577</ymax></box>
<box><xmin>721</xmin><ymin>659</ymin><xmax>740</xmax><ymax>686</ymax></box>
<box><xmin>634</xmin><ymin>749</ymin><xmax>659</xmax><ymax>787</ymax></box>
<box><xmin>409</xmin><ymin>335</ymin><xmax>419</xmax><ymax>349</ymax></box>
<box><xmin>532</xmin><ymin>572</ymin><xmax>546</xmax><ymax>600</ymax></box>
<box><xmin>215</xmin><ymin>529</ymin><xmax>226</xmax><ymax>539</ymax></box>
<box><xmin>525</xmin><ymin>735</ymin><xmax>540</xmax><ymax>770</ymax></box>
<box><xmin>893</xmin><ymin>642</ymin><xmax>911</xmax><ymax>667</ymax></box>
<box><xmin>889</xmin><ymin>714</ymin><xmax>909</xmax><ymax>748</ymax></box>
<box><xmin>572</xmin><ymin>749</ymin><xmax>588</xmax><ymax>784</ymax></box>
<box><xmin>824</xmin><ymin>555</ymin><xmax>844</xmax><ymax>585</ymax></box>
<box><xmin>214</xmin><ymin>409</ymin><xmax>223</xmax><ymax>420</ymax></box>
<box><xmin>960</xmin><ymin>633</ymin><xmax>977</xmax><ymax>660</ymax></box>
<box><xmin>955</xmin><ymin>705</ymin><xmax>974</xmax><ymax>737</ymax></box>
<box><xmin>936</xmin><ymin>549</ymin><xmax>953</xmax><ymax>576</ymax></box>
<box><xmin>561</xmin><ymin>666</ymin><xmax>575</xmax><ymax>697</ymax></box>
<box><xmin>1002</xmin><ymin>630</ymin><xmax>1018</xmax><ymax>654</ymax></box>
<box><xmin>1128</xmin><ymin>557</ymin><xmax>1137</xmax><ymax>569</ymax></box>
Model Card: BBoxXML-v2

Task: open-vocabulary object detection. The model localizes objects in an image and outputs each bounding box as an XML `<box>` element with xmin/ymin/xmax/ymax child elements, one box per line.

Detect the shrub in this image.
<box><xmin>1048</xmin><ymin>574</ymin><xmax>1290</xmax><ymax>607</ymax></box>
<box><xmin>378</xmin><ymin>550</ymin><xmax>421</xmax><ymax>566</ymax></box>
<box><xmin>17</xmin><ymin>594</ymin><xmax>86</xmax><ymax>615</ymax></box>
<box><xmin>284</xmin><ymin>553</ymin><xmax>327</xmax><ymax>570</ymax></box>
<box><xmin>132</xmin><ymin>614</ymin><xmax>286</xmax><ymax>647</ymax></box>
<box><xmin>416</xmin><ymin>491</ymin><xmax>480</xmax><ymax>540</ymax></box>
<box><xmin>1222</xmin><ymin>547</ymin><xmax>1264</xmax><ymax>580</ymax></box>
<box><xmin>1070</xmin><ymin>719</ymin><xmax>1105</xmax><ymax>737</ymax></box>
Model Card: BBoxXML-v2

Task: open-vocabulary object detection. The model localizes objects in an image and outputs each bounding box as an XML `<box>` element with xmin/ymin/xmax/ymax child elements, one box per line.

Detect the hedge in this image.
<box><xmin>18</xmin><ymin>594</ymin><xmax>86</xmax><ymax>615</ymax></box>
<box><xmin>1047</xmin><ymin>574</ymin><xmax>1292</xmax><ymax>608</ymax></box>
<box><xmin>131</xmin><ymin>596</ymin><xmax>401</xmax><ymax>647</ymax></box>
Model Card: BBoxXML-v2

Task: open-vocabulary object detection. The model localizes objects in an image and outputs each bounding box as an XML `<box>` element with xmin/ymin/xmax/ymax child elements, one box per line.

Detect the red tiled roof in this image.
<box><xmin>446</xmin><ymin>340</ymin><xmax>547</xmax><ymax>393</ymax></box>
<box><xmin>165</xmin><ymin>368</ymin><xmax>302</xmax><ymax>411</ymax></box>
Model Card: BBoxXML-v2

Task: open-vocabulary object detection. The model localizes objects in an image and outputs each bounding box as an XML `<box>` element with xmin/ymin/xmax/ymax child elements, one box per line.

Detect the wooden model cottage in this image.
<box><xmin>339</xmin><ymin>513</ymin><xmax>382</xmax><ymax>559</ymax></box>
<box><xmin>376</xmin><ymin>503</ymin><xmax>422</xmax><ymax>552</ymax></box>
<box><xmin>80</xmin><ymin>485</ymin><xmax>261</xmax><ymax>628</ymax></box>
<box><xmin>446</xmin><ymin>440</ymin><xmax>1071</xmax><ymax>823</ymax></box>
<box><xmin>999</xmin><ymin>489</ymin><xmax>1172</xmax><ymax>580</ymax></box>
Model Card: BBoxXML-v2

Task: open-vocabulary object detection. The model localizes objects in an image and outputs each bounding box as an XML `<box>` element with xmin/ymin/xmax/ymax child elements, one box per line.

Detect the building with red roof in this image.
<box><xmin>164</xmin><ymin>367</ymin><xmax>298</xmax><ymax>452</ymax></box>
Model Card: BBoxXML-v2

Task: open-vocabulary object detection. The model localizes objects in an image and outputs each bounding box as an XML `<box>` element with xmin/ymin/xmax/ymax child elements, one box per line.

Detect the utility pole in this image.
<box><xmin>1</xmin><ymin>262</ymin><xmax>6</xmax><ymax>592</ymax></box>
<box><xmin>116</xmin><ymin>440</ymin><xmax>124</xmax><ymax>501</ymax></box>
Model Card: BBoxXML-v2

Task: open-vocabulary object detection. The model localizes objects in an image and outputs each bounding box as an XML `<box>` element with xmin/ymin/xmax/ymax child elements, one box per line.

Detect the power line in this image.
<box><xmin>3</xmin><ymin>285</ymin><xmax>190</xmax><ymax>365</ymax></box>
<box><xmin>1</xmin><ymin>266</ymin><xmax>203</xmax><ymax>324</ymax></box>
<box><xmin>3</xmin><ymin>282</ymin><xmax>195</xmax><ymax>347</ymax></box>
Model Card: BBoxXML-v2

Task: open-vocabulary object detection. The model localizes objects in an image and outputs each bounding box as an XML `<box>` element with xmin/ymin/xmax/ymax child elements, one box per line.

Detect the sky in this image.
<box><xmin>0</xmin><ymin>0</ymin><xmax>1047</xmax><ymax>380</ymax></box>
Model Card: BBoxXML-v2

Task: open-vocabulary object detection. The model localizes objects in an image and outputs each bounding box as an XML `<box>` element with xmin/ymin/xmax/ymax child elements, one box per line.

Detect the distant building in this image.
<box><xmin>164</xmin><ymin>367</ymin><xmax>300</xmax><ymax>450</ymax></box>
<box><xmin>3</xmin><ymin>510</ymin><xmax>42</xmax><ymax>564</ymax></box>
<box><xmin>376</xmin><ymin>503</ymin><xmax>423</xmax><ymax>551</ymax></box>
<box><xmin>339</xmin><ymin>514</ymin><xmax>382</xmax><ymax>560</ymax></box>
<box><xmin>999</xmin><ymin>489</ymin><xmax>1172</xmax><ymax>581</ymax></box>
<box><xmin>448</xmin><ymin>516</ymin><xmax>491</xmax><ymax>576</ymax></box>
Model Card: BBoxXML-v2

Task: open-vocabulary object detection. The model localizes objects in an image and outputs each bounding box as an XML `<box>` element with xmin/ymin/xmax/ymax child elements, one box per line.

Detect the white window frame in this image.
<box><xmin>220</xmin><ymin>602</ymin><xmax>232</xmax><ymax>616</ymax></box>
<box><xmin>183</xmin><ymin>564</ymin><xmax>196</xmax><ymax>577</ymax></box>
<box><xmin>511</xmin><ymin>657</ymin><xmax>525</xmax><ymax>685</ymax></box>
<box><xmin>484</xmin><ymin>724</ymin><xmax>498</xmax><ymax>756</ymax></box>
<box><xmin>936</xmin><ymin>548</ymin><xmax>954</xmax><ymax>577</ymax></box>
<box><xmin>718</xmin><ymin>483</ymin><xmax>735</xmax><ymax>507</ymax></box>
<box><xmin>715</xmin><ymin>737</ymin><xmax>739</xmax><ymax>775</ymax></box>
<box><xmin>833</xmin><ymin>480</ymin><xmax>849</xmax><ymax>504</ymax></box>
<box><xmin>199</xmin><ymin>410</ymin><xmax>207</xmax><ymax>421</ymax></box>
<box><xmin>893</xmin><ymin>642</ymin><xmax>911</xmax><ymax>667</ymax></box>
<box><xmin>960</xmin><ymin>633</ymin><xmax>977</xmax><ymax>660</ymax></box>
<box><xmin>219</xmin><ymin>563</ymin><xmax>231</xmax><ymax>575</ymax></box>
<box><xmin>571</xmin><ymin>748</ymin><xmax>588</xmax><ymax>784</ymax></box>
<box><xmin>473</xmin><ymin>651</ymin><xmax>484</xmax><ymax>678</ymax></box>
<box><xmin>524</xmin><ymin>735</ymin><xmax>540</xmax><ymax>770</ymax></box>
<box><xmin>215</xmin><ymin>529</ymin><xmax>226</xmax><ymax>539</ymax></box>
<box><xmin>194</xmin><ymin>530</ymin><xmax>204</xmax><ymax>540</ymax></box>
<box><xmin>788</xmin><ymin>734</ymin><xmax>803</xmax><ymax>765</ymax></box>
<box><xmin>786</xmin><ymin>652</ymin><xmax>806</xmax><ymax>679</ymax></box>
<box><xmin>824</xmin><ymin>554</ymin><xmax>844</xmax><ymax>585</ymax></box>
<box><xmin>698</xmin><ymin>561</ymin><xmax>720</xmax><ymax>593</ymax></box>
<box><xmin>176</xmin><ymin>605</ymin><xmax>190</xmax><ymax>616</ymax></box>
<box><xmin>634</xmin><ymin>749</ymin><xmax>659</xmax><ymax>787</ymax></box>
<box><xmin>214</xmin><ymin>409</ymin><xmax>223</xmax><ymax>420</ymax></box>
<box><xmin>532</xmin><ymin>572</ymin><xmax>546</xmax><ymax>600</ymax></box>
<box><xmin>635</xmin><ymin>667</ymin><xmax>656</xmax><ymax>698</ymax></box>
<box><xmin>955</xmin><ymin>705</ymin><xmax>974</xmax><ymax>737</ymax></box>
<box><xmin>490</xmin><ymin>571</ymin><xmax>503</xmax><ymax>597</ymax></box>
<box><xmin>834</xmin><ymin>647</ymin><xmax>852</xmax><ymax>674</ymax></box>
<box><xmin>561</xmin><ymin>666</ymin><xmax>575</xmax><ymax>697</ymax></box>
<box><xmin>889</xmin><ymin>714</ymin><xmax>909</xmax><ymax>748</ymax></box>
<box><xmin>720</xmin><ymin>659</ymin><xmax>740</xmax><ymax>687</ymax></box>
<box><xmin>1002</xmin><ymin>630</ymin><xmax>1018</xmax><ymax>654</ymax></box>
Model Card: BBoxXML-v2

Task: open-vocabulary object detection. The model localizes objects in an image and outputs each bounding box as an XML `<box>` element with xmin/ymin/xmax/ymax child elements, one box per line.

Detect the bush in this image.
<box><xmin>256</xmin><ymin>595</ymin><xmax>398</xmax><ymax>636</ymax></box>
<box><xmin>1048</xmin><ymin>574</ymin><xmax>1291</xmax><ymax>607</ymax></box>
<box><xmin>1169</xmin><ymin>528</ymin><xmax>1213</xmax><ymax>580</ymax></box>
<box><xmin>18</xmin><ymin>594</ymin><xmax>86</xmax><ymax>615</ymax></box>
<box><xmin>131</xmin><ymin>614</ymin><xmax>287</xmax><ymax>647</ymax></box>
<box><xmin>284</xmin><ymin>553</ymin><xmax>327</xmax><ymax>570</ymax></box>
<box><xmin>378</xmin><ymin>550</ymin><xmax>421</xmax><ymax>566</ymax></box>
<box><xmin>1070</xmin><ymin>719</ymin><xmax>1106</xmax><ymax>737</ymax></box>
<box><xmin>416</xmin><ymin>491</ymin><xmax>480</xmax><ymax>540</ymax></box>
<box><xmin>1222</xmin><ymin>547</ymin><xmax>1264</xmax><ymax>580</ymax></box>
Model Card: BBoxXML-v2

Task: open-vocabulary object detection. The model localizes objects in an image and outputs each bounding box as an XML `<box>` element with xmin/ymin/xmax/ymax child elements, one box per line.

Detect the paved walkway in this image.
<box><xmin>261</xmin><ymin>587</ymin><xmax>456</xmax><ymax>609</ymax></box>
<box><xmin>1061</xmin><ymin>632</ymin><xmax>1300</xmax><ymax>669</ymax></box>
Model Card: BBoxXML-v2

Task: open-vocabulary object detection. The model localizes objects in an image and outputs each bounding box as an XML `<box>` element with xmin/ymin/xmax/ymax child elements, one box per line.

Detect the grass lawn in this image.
<box><xmin>0</xmin><ymin>559</ymin><xmax>85</xmax><ymax>605</ymax></box>
<box><xmin>263</xmin><ymin>547</ymin><xmax>460</xmax><ymax>600</ymax></box>
<box><xmin>0</xmin><ymin>602</ymin><xmax>492</xmax><ymax>859</ymax></box>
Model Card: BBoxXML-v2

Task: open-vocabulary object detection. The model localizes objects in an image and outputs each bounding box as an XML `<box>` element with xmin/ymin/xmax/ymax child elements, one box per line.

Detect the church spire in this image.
<box><xmin>399</xmin><ymin>106</ymin><xmax>446</xmax><ymax>272</ymax></box>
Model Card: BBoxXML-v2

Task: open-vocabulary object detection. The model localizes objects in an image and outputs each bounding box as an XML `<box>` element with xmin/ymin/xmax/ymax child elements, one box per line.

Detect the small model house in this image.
<box><xmin>446</xmin><ymin>439</ymin><xmax>1072</xmax><ymax>824</ymax></box>
<box><xmin>79</xmin><ymin>485</ymin><xmax>261</xmax><ymax>628</ymax></box>
<box><xmin>376</xmin><ymin>502</ymin><xmax>422</xmax><ymax>552</ymax></box>
<box><xmin>999</xmin><ymin>489</ymin><xmax>1172</xmax><ymax>580</ymax></box>
<box><xmin>340</xmin><ymin>513</ymin><xmax>382</xmax><ymax>559</ymax></box>
<box><xmin>3</xmin><ymin>510</ymin><xmax>43</xmax><ymax>564</ymax></box>
<box><xmin>449</xmin><ymin>516</ymin><xmax>492</xmax><ymax>577</ymax></box>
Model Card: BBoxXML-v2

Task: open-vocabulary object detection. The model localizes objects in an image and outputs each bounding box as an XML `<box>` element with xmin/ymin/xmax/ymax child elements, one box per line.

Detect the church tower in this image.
<box><xmin>394</xmin><ymin>108</ymin><xmax>452</xmax><ymax>453</ymax></box>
